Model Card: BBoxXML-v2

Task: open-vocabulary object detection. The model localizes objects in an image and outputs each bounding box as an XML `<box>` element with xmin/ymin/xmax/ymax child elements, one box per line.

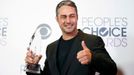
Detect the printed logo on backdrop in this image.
<box><xmin>81</xmin><ymin>17</ymin><xmax>128</xmax><ymax>47</ymax></box>
<box><xmin>0</xmin><ymin>17</ymin><xmax>8</xmax><ymax>46</ymax></box>
<box><xmin>39</xmin><ymin>24</ymin><xmax>52</xmax><ymax>40</ymax></box>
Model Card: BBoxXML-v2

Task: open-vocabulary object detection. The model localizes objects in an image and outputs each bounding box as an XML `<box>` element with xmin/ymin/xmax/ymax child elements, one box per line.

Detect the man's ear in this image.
<box><xmin>55</xmin><ymin>16</ymin><xmax>58</xmax><ymax>22</ymax></box>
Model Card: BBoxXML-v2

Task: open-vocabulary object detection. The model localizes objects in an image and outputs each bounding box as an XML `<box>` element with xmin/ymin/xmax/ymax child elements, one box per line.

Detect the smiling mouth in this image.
<box><xmin>66</xmin><ymin>25</ymin><xmax>72</xmax><ymax>28</ymax></box>
<box><xmin>65</xmin><ymin>24</ymin><xmax>73</xmax><ymax>28</ymax></box>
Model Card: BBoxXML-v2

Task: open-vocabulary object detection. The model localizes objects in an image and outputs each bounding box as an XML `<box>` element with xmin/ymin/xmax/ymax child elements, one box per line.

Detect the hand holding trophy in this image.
<box><xmin>24</xmin><ymin>24</ymin><xmax>51</xmax><ymax>74</ymax></box>
<box><xmin>25</xmin><ymin>49</ymin><xmax>42</xmax><ymax>74</ymax></box>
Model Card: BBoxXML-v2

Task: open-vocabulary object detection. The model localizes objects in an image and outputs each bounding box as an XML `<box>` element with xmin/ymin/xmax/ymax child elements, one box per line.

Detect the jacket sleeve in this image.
<box><xmin>90</xmin><ymin>36</ymin><xmax>117</xmax><ymax>75</ymax></box>
<box><xmin>41</xmin><ymin>59</ymin><xmax>51</xmax><ymax>75</ymax></box>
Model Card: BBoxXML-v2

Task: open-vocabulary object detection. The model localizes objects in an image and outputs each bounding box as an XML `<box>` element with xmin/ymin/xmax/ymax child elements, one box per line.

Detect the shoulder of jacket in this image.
<box><xmin>47</xmin><ymin>39</ymin><xmax>58</xmax><ymax>47</ymax></box>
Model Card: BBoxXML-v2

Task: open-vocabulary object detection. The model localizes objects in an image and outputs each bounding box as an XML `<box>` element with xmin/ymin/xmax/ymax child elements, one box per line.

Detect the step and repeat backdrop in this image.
<box><xmin>0</xmin><ymin>0</ymin><xmax>134</xmax><ymax>75</ymax></box>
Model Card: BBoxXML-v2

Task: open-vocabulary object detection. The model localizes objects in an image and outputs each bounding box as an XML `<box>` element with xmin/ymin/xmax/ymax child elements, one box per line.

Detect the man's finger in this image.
<box><xmin>33</xmin><ymin>55</ymin><xmax>42</xmax><ymax>64</ymax></box>
<box><xmin>77</xmin><ymin>50</ymin><xmax>87</xmax><ymax>59</ymax></box>
<box><xmin>25</xmin><ymin>56</ymin><xmax>34</xmax><ymax>64</ymax></box>
<box><xmin>81</xmin><ymin>41</ymin><xmax>88</xmax><ymax>50</ymax></box>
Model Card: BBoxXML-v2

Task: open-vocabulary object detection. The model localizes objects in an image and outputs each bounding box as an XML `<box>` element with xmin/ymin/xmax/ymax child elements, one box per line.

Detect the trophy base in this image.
<box><xmin>25</xmin><ymin>64</ymin><xmax>41</xmax><ymax>74</ymax></box>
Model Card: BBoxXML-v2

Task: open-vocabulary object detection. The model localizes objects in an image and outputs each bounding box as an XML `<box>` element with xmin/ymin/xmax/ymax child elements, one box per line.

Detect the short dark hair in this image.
<box><xmin>56</xmin><ymin>0</ymin><xmax>78</xmax><ymax>16</ymax></box>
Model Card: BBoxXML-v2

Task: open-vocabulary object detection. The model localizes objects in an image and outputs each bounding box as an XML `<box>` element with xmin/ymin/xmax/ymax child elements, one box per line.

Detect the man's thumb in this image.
<box><xmin>81</xmin><ymin>41</ymin><xmax>88</xmax><ymax>50</ymax></box>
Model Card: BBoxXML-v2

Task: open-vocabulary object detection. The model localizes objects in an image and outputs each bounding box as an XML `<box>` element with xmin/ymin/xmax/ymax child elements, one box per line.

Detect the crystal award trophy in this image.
<box><xmin>24</xmin><ymin>24</ymin><xmax>51</xmax><ymax>74</ymax></box>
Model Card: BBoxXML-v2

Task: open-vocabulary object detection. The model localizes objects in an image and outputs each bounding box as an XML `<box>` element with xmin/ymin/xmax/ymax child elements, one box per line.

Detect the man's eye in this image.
<box><xmin>61</xmin><ymin>16</ymin><xmax>66</xmax><ymax>19</ymax></box>
<box><xmin>70</xmin><ymin>15</ymin><xmax>75</xmax><ymax>18</ymax></box>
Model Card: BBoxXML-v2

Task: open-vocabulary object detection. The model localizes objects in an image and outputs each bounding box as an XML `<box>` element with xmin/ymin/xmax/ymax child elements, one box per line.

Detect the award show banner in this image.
<box><xmin>0</xmin><ymin>0</ymin><xmax>133</xmax><ymax>75</ymax></box>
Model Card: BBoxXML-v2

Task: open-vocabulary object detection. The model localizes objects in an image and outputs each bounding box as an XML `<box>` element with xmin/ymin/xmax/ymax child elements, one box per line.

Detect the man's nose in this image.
<box><xmin>66</xmin><ymin>17</ymin><xmax>71</xmax><ymax>23</ymax></box>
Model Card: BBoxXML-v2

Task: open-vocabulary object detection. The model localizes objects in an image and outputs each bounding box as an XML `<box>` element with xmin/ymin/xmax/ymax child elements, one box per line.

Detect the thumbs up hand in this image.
<box><xmin>77</xmin><ymin>41</ymin><xmax>92</xmax><ymax>65</ymax></box>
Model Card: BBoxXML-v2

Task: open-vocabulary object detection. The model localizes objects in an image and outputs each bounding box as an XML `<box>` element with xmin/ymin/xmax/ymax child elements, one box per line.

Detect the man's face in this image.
<box><xmin>56</xmin><ymin>6</ymin><xmax>78</xmax><ymax>34</ymax></box>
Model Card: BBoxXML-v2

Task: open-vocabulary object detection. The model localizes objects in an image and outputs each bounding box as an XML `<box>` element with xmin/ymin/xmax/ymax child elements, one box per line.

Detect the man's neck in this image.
<box><xmin>62</xmin><ymin>29</ymin><xmax>78</xmax><ymax>40</ymax></box>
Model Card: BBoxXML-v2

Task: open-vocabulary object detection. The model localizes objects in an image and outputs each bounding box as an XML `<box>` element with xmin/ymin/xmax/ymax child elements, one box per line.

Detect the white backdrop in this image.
<box><xmin>0</xmin><ymin>0</ymin><xmax>134</xmax><ymax>75</ymax></box>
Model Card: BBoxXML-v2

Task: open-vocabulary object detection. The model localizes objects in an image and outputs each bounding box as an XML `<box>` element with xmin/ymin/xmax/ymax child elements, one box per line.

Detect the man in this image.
<box><xmin>25</xmin><ymin>0</ymin><xmax>117</xmax><ymax>75</ymax></box>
